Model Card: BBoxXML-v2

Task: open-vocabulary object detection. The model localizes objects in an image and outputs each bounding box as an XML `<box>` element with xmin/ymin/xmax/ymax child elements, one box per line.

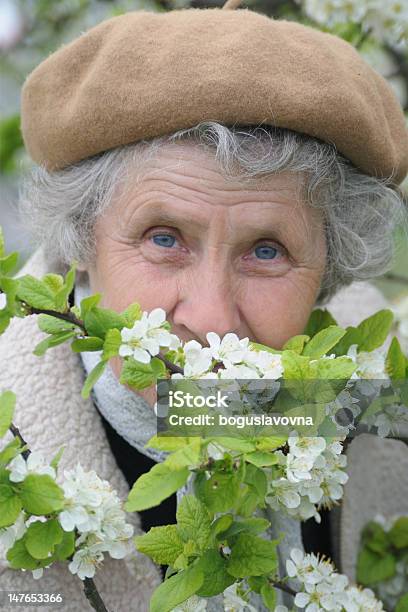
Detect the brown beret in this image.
<box><xmin>21</xmin><ymin>7</ymin><xmax>408</xmax><ymax>184</ymax></box>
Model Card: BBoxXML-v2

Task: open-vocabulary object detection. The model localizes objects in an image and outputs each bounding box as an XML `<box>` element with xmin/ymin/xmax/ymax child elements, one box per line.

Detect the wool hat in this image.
<box><xmin>20</xmin><ymin>5</ymin><xmax>408</xmax><ymax>184</ymax></box>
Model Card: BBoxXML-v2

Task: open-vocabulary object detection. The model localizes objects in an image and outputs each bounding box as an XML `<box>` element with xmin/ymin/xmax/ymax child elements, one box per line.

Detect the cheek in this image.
<box><xmin>243</xmin><ymin>272</ymin><xmax>322</xmax><ymax>349</ymax></box>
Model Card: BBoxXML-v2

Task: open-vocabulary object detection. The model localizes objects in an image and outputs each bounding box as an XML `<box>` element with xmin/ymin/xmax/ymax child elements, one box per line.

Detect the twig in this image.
<box><xmin>8</xmin><ymin>423</ymin><xmax>30</xmax><ymax>460</ymax></box>
<box><xmin>270</xmin><ymin>579</ymin><xmax>297</xmax><ymax>597</ymax></box>
<box><xmin>158</xmin><ymin>352</ymin><xmax>184</xmax><ymax>374</ymax></box>
<box><xmin>83</xmin><ymin>577</ymin><xmax>110</xmax><ymax>612</ymax></box>
<box><xmin>26</xmin><ymin>306</ymin><xmax>86</xmax><ymax>333</ymax></box>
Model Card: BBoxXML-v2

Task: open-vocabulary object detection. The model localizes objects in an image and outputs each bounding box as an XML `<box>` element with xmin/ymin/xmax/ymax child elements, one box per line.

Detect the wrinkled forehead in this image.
<box><xmin>114</xmin><ymin>141</ymin><xmax>310</xmax><ymax>216</ymax></box>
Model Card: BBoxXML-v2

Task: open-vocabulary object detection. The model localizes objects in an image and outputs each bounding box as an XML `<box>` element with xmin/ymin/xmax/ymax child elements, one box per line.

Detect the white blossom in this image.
<box><xmin>288</xmin><ymin>432</ymin><xmax>326</xmax><ymax>458</ymax></box>
<box><xmin>8</xmin><ymin>452</ymin><xmax>56</xmax><ymax>483</ymax></box>
<box><xmin>374</xmin><ymin>404</ymin><xmax>408</xmax><ymax>437</ymax></box>
<box><xmin>119</xmin><ymin>308</ymin><xmax>180</xmax><ymax>363</ymax></box>
<box><xmin>206</xmin><ymin>332</ymin><xmax>250</xmax><ymax>366</ymax></box>
<box><xmin>68</xmin><ymin>544</ymin><xmax>104</xmax><ymax>580</ymax></box>
<box><xmin>222</xmin><ymin>583</ymin><xmax>257</xmax><ymax>612</ymax></box>
<box><xmin>347</xmin><ymin>344</ymin><xmax>388</xmax><ymax>379</ymax></box>
<box><xmin>267</xmin><ymin>437</ymin><xmax>348</xmax><ymax>521</ymax></box>
<box><xmin>57</xmin><ymin>464</ymin><xmax>133</xmax><ymax>578</ymax></box>
<box><xmin>286</xmin><ymin>548</ymin><xmax>384</xmax><ymax>611</ymax></box>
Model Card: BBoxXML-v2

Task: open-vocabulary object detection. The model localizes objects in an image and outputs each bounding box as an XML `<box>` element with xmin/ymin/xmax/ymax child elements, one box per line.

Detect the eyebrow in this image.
<box><xmin>128</xmin><ymin>202</ymin><xmax>208</xmax><ymax>231</ymax></box>
<box><xmin>128</xmin><ymin>200</ymin><xmax>304</xmax><ymax>243</ymax></box>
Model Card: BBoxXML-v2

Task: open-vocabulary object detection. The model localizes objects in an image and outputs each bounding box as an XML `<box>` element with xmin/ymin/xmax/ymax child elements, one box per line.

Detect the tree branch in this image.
<box><xmin>26</xmin><ymin>306</ymin><xmax>86</xmax><ymax>332</ymax></box>
<box><xmin>270</xmin><ymin>579</ymin><xmax>297</xmax><ymax>597</ymax></box>
<box><xmin>83</xmin><ymin>577</ymin><xmax>110</xmax><ymax>612</ymax></box>
<box><xmin>158</xmin><ymin>352</ymin><xmax>184</xmax><ymax>374</ymax></box>
<box><xmin>8</xmin><ymin>423</ymin><xmax>30</xmax><ymax>460</ymax></box>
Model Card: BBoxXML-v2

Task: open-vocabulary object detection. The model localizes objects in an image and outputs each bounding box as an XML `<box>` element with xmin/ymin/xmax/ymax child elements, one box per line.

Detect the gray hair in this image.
<box><xmin>18</xmin><ymin>121</ymin><xmax>407</xmax><ymax>304</ymax></box>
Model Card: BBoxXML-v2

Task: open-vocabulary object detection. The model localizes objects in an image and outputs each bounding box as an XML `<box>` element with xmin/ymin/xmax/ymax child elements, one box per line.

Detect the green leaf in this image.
<box><xmin>121</xmin><ymin>303</ymin><xmax>142</xmax><ymax>326</ymax></box>
<box><xmin>125</xmin><ymin>463</ymin><xmax>189</xmax><ymax>511</ymax></box>
<box><xmin>0</xmin><ymin>308</ymin><xmax>10</xmax><ymax>334</ymax></box>
<box><xmin>311</xmin><ymin>355</ymin><xmax>356</xmax><ymax>380</ymax></box>
<box><xmin>18</xmin><ymin>474</ymin><xmax>65</xmax><ymax>515</ymax></box>
<box><xmin>0</xmin><ymin>390</ymin><xmax>15</xmax><ymax>438</ymax></box>
<box><xmin>195</xmin><ymin>549</ymin><xmax>235</xmax><ymax>597</ymax></box>
<box><xmin>195</xmin><ymin>471</ymin><xmax>240</xmax><ymax>514</ymax></box>
<box><xmin>356</xmin><ymin>547</ymin><xmax>396</xmax><ymax>585</ymax></box>
<box><xmin>0</xmin><ymin>276</ymin><xmax>20</xmax><ymax>318</ymax></box>
<box><xmin>52</xmin><ymin>529</ymin><xmax>75</xmax><ymax>561</ymax></box>
<box><xmin>244</xmin><ymin>451</ymin><xmax>278</xmax><ymax>467</ymax></box>
<box><xmin>84</xmin><ymin>306</ymin><xmax>126</xmax><ymax>339</ymax></box>
<box><xmin>164</xmin><ymin>440</ymin><xmax>202</xmax><ymax>470</ymax></box>
<box><xmin>396</xmin><ymin>593</ymin><xmax>408</xmax><ymax>612</ymax></box>
<box><xmin>249</xmin><ymin>342</ymin><xmax>280</xmax><ymax>354</ymax></box>
<box><xmin>42</xmin><ymin>274</ymin><xmax>64</xmax><ymax>295</ymax></box>
<box><xmin>176</xmin><ymin>495</ymin><xmax>212</xmax><ymax>551</ymax></box>
<box><xmin>362</xmin><ymin>521</ymin><xmax>390</xmax><ymax>555</ymax></box>
<box><xmin>120</xmin><ymin>357</ymin><xmax>164</xmax><ymax>390</ymax></box>
<box><xmin>71</xmin><ymin>337</ymin><xmax>104</xmax><ymax>352</ymax></box>
<box><xmin>255</xmin><ymin>436</ymin><xmax>287</xmax><ymax>451</ymax></box>
<box><xmin>80</xmin><ymin>294</ymin><xmax>101</xmax><ymax>319</ymax></box>
<box><xmin>33</xmin><ymin>330</ymin><xmax>76</xmax><ymax>356</ymax></box>
<box><xmin>146</xmin><ymin>435</ymin><xmax>195</xmax><ymax>453</ymax></box>
<box><xmin>0</xmin><ymin>483</ymin><xmax>22</xmax><ymax>527</ymax></box>
<box><xmin>0</xmin><ymin>252</ymin><xmax>19</xmax><ymax>276</ymax></box>
<box><xmin>81</xmin><ymin>360</ymin><xmax>107</xmax><ymax>399</ymax></box>
<box><xmin>0</xmin><ymin>114</ymin><xmax>24</xmax><ymax>174</ymax></box>
<box><xmin>38</xmin><ymin>314</ymin><xmax>77</xmax><ymax>335</ymax></box>
<box><xmin>135</xmin><ymin>525</ymin><xmax>184</xmax><ymax>565</ymax></box>
<box><xmin>357</xmin><ymin>310</ymin><xmax>394</xmax><ymax>352</ymax></box>
<box><xmin>54</xmin><ymin>264</ymin><xmax>76</xmax><ymax>312</ymax></box>
<box><xmin>212</xmin><ymin>514</ymin><xmax>234</xmax><ymax>538</ymax></box>
<box><xmin>0</xmin><ymin>437</ymin><xmax>25</xmax><ymax>466</ymax></box>
<box><xmin>150</xmin><ymin>565</ymin><xmax>204</xmax><ymax>612</ymax></box>
<box><xmin>17</xmin><ymin>275</ymin><xmax>57</xmax><ymax>310</ymax></box>
<box><xmin>304</xmin><ymin>309</ymin><xmax>337</xmax><ymax>337</ymax></box>
<box><xmin>302</xmin><ymin>326</ymin><xmax>346</xmax><ymax>358</ymax></box>
<box><xmin>221</xmin><ymin>518</ymin><xmax>270</xmax><ymax>540</ymax></box>
<box><xmin>207</xmin><ymin>437</ymin><xmax>255</xmax><ymax>453</ymax></box>
<box><xmin>102</xmin><ymin>328</ymin><xmax>122</xmax><ymax>360</ymax></box>
<box><xmin>7</xmin><ymin>537</ymin><xmax>50</xmax><ymax>571</ymax></box>
<box><xmin>282</xmin><ymin>335</ymin><xmax>310</xmax><ymax>353</ymax></box>
<box><xmin>389</xmin><ymin>517</ymin><xmax>408</xmax><ymax>549</ymax></box>
<box><xmin>281</xmin><ymin>350</ymin><xmax>312</xmax><ymax>379</ymax></box>
<box><xmin>227</xmin><ymin>533</ymin><xmax>278</xmax><ymax>577</ymax></box>
<box><xmin>385</xmin><ymin>337</ymin><xmax>407</xmax><ymax>380</ymax></box>
<box><xmin>331</xmin><ymin>326</ymin><xmax>362</xmax><ymax>356</ymax></box>
<box><xmin>25</xmin><ymin>519</ymin><xmax>64</xmax><ymax>559</ymax></box>
<box><xmin>50</xmin><ymin>446</ymin><xmax>65</xmax><ymax>471</ymax></box>
<box><xmin>261</xmin><ymin>584</ymin><xmax>277</xmax><ymax>610</ymax></box>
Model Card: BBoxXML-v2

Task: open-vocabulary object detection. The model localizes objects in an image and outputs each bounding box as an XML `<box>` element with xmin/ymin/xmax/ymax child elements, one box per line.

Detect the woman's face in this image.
<box><xmin>85</xmin><ymin>143</ymin><xmax>326</xmax><ymax>398</ymax></box>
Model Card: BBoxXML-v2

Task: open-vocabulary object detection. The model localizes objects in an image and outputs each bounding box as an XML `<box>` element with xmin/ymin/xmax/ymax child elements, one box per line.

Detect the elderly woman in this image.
<box><xmin>0</xmin><ymin>4</ymin><xmax>408</xmax><ymax>611</ymax></box>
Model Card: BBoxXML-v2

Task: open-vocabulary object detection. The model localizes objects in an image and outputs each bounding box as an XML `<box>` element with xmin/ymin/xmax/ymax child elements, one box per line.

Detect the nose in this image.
<box><xmin>170</xmin><ymin>265</ymin><xmax>242</xmax><ymax>346</ymax></box>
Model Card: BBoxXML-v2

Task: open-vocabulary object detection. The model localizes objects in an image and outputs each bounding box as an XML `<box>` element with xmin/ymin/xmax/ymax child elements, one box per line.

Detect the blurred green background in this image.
<box><xmin>0</xmin><ymin>0</ymin><xmax>407</xmax><ymax>300</ymax></box>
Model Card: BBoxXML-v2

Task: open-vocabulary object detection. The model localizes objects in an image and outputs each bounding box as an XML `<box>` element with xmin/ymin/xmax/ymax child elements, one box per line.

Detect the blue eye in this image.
<box><xmin>254</xmin><ymin>245</ymin><xmax>279</xmax><ymax>260</ymax></box>
<box><xmin>152</xmin><ymin>234</ymin><xmax>176</xmax><ymax>248</ymax></box>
